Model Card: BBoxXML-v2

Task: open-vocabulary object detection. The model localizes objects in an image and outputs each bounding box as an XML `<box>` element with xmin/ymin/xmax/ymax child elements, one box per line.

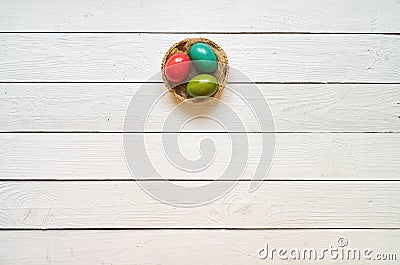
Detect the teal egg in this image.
<box><xmin>187</xmin><ymin>74</ymin><xmax>218</xmax><ymax>97</ymax></box>
<box><xmin>189</xmin><ymin>42</ymin><xmax>217</xmax><ymax>73</ymax></box>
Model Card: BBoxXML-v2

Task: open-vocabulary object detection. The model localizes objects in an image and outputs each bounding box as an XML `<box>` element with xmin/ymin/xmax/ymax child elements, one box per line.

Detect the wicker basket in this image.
<box><xmin>161</xmin><ymin>38</ymin><xmax>229</xmax><ymax>102</ymax></box>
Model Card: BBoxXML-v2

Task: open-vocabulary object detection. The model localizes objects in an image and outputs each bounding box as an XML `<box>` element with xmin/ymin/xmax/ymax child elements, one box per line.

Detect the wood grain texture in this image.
<box><xmin>1</xmin><ymin>34</ymin><xmax>399</xmax><ymax>82</ymax></box>
<box><xmin>0</xmin><ymin>133</ymin><xmax>398</xmax><ymax>180</ymax></box>
<box><xmin>1</xmin><ymin>1</ymin><xmax>399</xmax><ymax>264</ymax></box>
<box><xmin>1</xmin><ymin>0</ymin><xmax>400</xmax><ymax>33</ymax></box>
<box><xmin>1</xmin><ymin>83</ymin><xmax>399</xmax><ymax>132</ymax></box>
<box><xmin>0</xmin><ymin>230</ymin><xmax>399</xmax><ymax>264</ymax></box>
<box><xmin>0</xmin><ymin>181</ymin><xmax>399</xmax><ymax>228</ymax></box>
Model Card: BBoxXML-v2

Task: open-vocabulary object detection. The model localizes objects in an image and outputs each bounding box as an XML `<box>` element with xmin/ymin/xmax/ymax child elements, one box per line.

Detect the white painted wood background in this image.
<box><xmin>0</xmin><ymin>0</ymin><xmax>399</xmax><ymax>264</ymax></box>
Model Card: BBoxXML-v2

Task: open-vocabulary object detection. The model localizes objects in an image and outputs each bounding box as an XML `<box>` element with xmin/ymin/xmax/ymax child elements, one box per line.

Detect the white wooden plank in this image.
<box><xmin>0</xmin><ymin>230</ymin><xmax>399</xmax><ymax>264</ymax></box>
<box><xmin>0</xmin><ymin>181</ymin><xmax>399</xmax><ymax>228</ymax></box>
<box><xmin>1</xmin><ymin>0</ymin><xmax>399</xmax><ymax>33</ymax></box>
<box><xmin>1</xmin><ymin>84</ymin><xmax>399</xmax><ymax>132</ymax></box>
<box><xmin>0</xmin><ymin>133</ymin><xmax>398</xmax><ymax>180</ymax></box>
<box><xmin>1</xmin><ymin>34</ymin><xmax>399</xmax><ymax>82</ymax></box>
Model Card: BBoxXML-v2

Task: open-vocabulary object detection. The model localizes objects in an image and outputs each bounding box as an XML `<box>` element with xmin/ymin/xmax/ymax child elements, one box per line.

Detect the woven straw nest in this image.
<box><xmin>161</xmin><ymin>37</ymin><xmax>229</xmax><ymax>103</ymax></box>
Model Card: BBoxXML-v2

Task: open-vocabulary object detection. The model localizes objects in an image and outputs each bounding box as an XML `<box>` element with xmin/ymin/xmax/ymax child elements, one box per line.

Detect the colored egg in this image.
<box><xmin>187</xmin><ymin>74</ymin><xmax>218</xmax><ymax>97</ymax></box>
<box><xmin>165</xmin><ymin>53</ymin><xmax>191</xmax><ymax>83</ymax></box>
<box><xmin>189</xmin><ymin>43</ymin><xmax>217</xmax><ymax>73</ymax></box>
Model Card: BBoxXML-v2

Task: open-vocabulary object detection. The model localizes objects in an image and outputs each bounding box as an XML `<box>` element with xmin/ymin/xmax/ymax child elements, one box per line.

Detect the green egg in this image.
<box><xmin>187</xmin><ymin>74</ymin><xmax>218</xmax><ymax>97</ymax></box>
<box><xmin>189</xmin><ymin>42</ymin><xmax>217</xmax><ymax>73</ymax></box>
